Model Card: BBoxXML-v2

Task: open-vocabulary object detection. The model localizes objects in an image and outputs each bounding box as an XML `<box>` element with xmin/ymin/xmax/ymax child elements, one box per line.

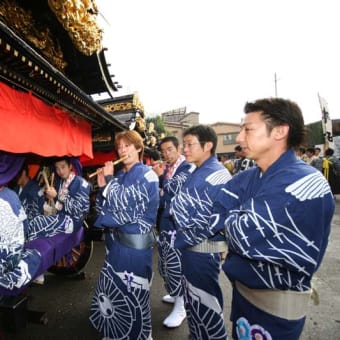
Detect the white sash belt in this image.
<box><xmin>188</xmin><ymin>239</ymin><xmax>227</xmax><ymax>253</ymax></box>
<box><xmin>235</xmin><ymin>280</ymin><xmax>312</xmax><ymax>320</ymax></box>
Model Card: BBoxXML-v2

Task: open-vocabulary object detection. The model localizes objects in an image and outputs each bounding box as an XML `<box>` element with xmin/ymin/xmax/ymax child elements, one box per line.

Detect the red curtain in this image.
<box><xmin>80</xmin><ymin>150</ymin><xmax>117</xmax><ymax>167</ymax></box>
<box><xmin>0</xmin><ymin>82</ymin><xmax>93</xmax><ymax>159</ymax></box>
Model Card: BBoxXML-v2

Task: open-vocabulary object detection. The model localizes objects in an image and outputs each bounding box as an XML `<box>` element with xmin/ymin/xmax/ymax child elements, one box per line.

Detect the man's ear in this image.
<box><xmin>273</xmin><ymin>125</ymin><xmax>289</xmax><ymax>141</ymax></box>
<box><xmin>204</xmin><ymin>141</ymin><xmax>214</xmax><ymax>152</ymax></box>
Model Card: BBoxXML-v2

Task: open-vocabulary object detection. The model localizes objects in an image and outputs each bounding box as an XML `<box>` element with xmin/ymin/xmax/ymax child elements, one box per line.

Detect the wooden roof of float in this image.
<box><xmin>0</xmin><ymin>0</ymin><xmax>127</xmax><ymax>131</ymax></box>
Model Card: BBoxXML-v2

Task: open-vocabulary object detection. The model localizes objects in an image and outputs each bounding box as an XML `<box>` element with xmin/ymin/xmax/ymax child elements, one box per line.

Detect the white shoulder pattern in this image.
<box><xmin>285</xmin><ymin>172</ymin><xmax>332</xmax><ymax>201</ymax></box>
<box><xmin>206</xmin><ymin>169</ymin><xmax>232</xmax><ymax>185</ymax></box>
<box><xmin>144</xmin><ymin>169</ymin><xmax>159</xmax><ymax>183</ymax></box>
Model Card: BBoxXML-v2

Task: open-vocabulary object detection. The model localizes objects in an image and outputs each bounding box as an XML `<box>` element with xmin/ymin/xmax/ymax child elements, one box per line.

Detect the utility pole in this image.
<box><xmin>274</xmin><ymin>72</ymin><xmax>278</xmax><ymax>97</ymax></box>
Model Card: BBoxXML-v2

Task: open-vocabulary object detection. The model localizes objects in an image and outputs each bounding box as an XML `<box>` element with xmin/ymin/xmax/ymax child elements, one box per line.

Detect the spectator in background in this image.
<box><xmin>296</xmin><ymin>146</ymin><xmax>307</xmax><ymax>161</ymax></box>
<box><xmin>305</xmin><ymin>147</ymin><xmax>316</xmax><ymax>165</ymax></box>
<box><xmin>233</xmin><ymin>145</ymin><xmax>255</xmax><ymax>175</ymax></box>
<box><xmin>221</xmin><ymin>154</ymin><xmax>234</xmax><ymax>175</ymax></box>
<box><xmin>220</xmin><ymin>154</ymin><xmax>227</xmax><ymax>165</ymax></box>
<box><xmin>311</xmin><ymin>146</ymin><xmax>323</xmax><ymax>172</ymax></box>
<box><xmin>323</xmin><ymin>147</ymin><xmax>340</xmax><ymax>196</ymax></box>
<box><xmin>314</xmin><ymin>146</ymin><xmax>322</xmax><ymax>158</ymax></box>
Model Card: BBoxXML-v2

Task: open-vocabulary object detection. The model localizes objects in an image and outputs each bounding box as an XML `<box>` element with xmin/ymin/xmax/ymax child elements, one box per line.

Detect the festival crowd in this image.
<box><xmin>0</xmin><ymin>97</ymin><xmax>337</xmax><ymax>340</ymax></box>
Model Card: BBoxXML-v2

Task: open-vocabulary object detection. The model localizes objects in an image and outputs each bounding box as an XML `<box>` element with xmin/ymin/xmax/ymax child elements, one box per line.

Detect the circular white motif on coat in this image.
<box><xmin>98</xmin><ymin>293</ymin><xmax>114</xmax><ymax>317</ymax></box>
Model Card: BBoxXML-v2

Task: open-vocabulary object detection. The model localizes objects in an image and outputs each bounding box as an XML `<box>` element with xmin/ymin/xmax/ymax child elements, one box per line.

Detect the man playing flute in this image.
<box><xmin>90</xmin><ymin>130</ymin><xmax>159</xmax><ymax>340</ymax></box>
<box><xmin>152</xmin><ymin>136</ymin><xmax>195</xmax><ymax>328</ymax></box>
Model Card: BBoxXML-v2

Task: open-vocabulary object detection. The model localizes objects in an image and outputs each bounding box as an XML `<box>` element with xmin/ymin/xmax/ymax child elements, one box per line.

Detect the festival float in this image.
<box><xmin>0</xmin><ymin>0</ymin><xmax>157</xmax><ymax>331</ymax></box>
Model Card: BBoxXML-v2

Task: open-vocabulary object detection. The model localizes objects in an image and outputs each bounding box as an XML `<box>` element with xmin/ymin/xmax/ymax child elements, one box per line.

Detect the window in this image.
<box><xmin>223</xmin><ymin>133</ymin><xmax>238</xmax><ymax>145</ymax></box>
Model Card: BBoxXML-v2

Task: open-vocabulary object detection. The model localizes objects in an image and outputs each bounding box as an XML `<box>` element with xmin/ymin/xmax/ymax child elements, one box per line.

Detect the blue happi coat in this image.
<box><xmin>158</xmin><ymin>158</ymin><xmax>194</xmax><ymax>297</ymax></box>
<box><xmin>212</xmin><ymin>149</ymin><xmax>335</xmax><ymax>339</ymax></box>
<box><xmin>171</xmin><ymin>156</ymin><xmax>232</xmax><ymax>248</ymax></box>
<box><xmin>27</xmin><ymin>175</ymin><xmax>90</xmax><ymax>241</ymax></box>
<box><xmin>90</xmin><ymin>162</ymin><xmax>159</xmax><ymax>340</ymax></box>
<box><xmin>53</xmin><ymin>175</ymin><xmax>90</xmax><ymax>227</ymax></box>
<box><xmin>94</xmin><ymin>162</ymin><xmax>159</xmax><ymax>234</ymax></box>
<box><xmin>15</xmin><ymin>179</ymin><xmax>44</xmax><ymax>221</ymax></box>
<box><xmin>159</xmin><ymin>159</ymin><xmax>195</xmax><ymax>224</ymax></box>
<box><xmin>212</xmin><ymin>149</ymin><xmax>335</xmax><ymax>292</ymax></box>
<box><xmin>0</xmin><ymin>187</ymin><xmax>41</xmax><ymax>289</ymax></box>
<box><xmin>170</xmin><ymin>156</ymin><xmax>232</xmax><ymax>340</ymax></box>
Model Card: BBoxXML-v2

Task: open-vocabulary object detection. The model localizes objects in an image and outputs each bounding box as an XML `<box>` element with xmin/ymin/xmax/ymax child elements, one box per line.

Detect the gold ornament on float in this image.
<box><xmin>48</xmin><ymin>0</ymin><xmax>103</xmax><ymax>56</ymax></box>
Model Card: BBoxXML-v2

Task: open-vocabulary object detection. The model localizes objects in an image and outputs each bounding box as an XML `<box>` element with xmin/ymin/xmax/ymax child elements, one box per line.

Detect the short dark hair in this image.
<box><xmin>183</xmin><ymin>124</ymin><xmax>217</xmax><ymax>155</ymax></box>
<box><xmin>244</xmin><ymin>97</ymin><xmax>306</xmax><ymax>149</ymax></box>
<box><xmin>20</xmin><ymin>162</ymin><xmax>29</xmax><ymax>175</ymax></box>
<box><xmin>52</xmin><ymin>156</ymin><xmax>71</xmax><ymax>165</ymax></box>
<box><xmin>144</xmin><ymin>147</ymin><xmax>161</xmax><ymax>161</ymax></box>
<box><xmin>159</xmin><ymin>136</ymin><xmax>179</xmax><ymax>148</ymax></box>
<box><xmin>325</xmin><ymin>148</ymin><xmax>334</xmax><ymax>156</ymax></box>
<box><xmin>306</xmin><ymin>147</ymin><xmax>315</xmax><ymax>155</ymax></box>
<box><xmin>51</xmin><ymin>156</ymin><xmax>82</xmax><ymax>176</ymax></box>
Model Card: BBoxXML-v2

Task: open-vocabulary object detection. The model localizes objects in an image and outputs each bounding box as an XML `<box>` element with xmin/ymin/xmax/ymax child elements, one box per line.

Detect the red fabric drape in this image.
<box><xmin>80</xmin><ymin>150</ymin><xmax>117</xmax><ymax>167</ymax></box>
<box><xmin>0</xmin><ymin>82</ymin><xmax>93</xmax><ymax>158</ymax></box>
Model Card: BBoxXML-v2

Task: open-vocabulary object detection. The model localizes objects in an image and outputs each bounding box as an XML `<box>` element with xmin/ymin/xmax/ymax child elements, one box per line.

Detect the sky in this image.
<box><xmin>95</xmin><ymin>0</ymin><xmax>340</xmax><ymax>125</ymax></box>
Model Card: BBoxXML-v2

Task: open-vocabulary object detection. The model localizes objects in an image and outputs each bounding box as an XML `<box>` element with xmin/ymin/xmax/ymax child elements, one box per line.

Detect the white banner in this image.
<box><xmin>318</xmin><ymin>94</ymin><xmax>335</xmax><ymax>150</ymax></box>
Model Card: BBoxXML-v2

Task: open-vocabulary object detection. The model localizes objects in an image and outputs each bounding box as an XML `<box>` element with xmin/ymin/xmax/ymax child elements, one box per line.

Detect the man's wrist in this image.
<box><xmin>55</xmin><ymin>200</ymin><xmax>63</xmax><ymax>211</ymax></box>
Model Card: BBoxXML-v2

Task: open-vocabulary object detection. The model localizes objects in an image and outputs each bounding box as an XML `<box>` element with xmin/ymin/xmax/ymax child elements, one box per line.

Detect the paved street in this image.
<box><xmin>1</xmin><ymin>198</ymin><xmax>339</xmax><ymax>340</ymax></box>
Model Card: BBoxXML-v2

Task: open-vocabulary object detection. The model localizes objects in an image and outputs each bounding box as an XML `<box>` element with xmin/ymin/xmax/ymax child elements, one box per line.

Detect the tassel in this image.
<box><xmin>323</xmin><ymin>158</ymin><xmax>329</xmax><ymax>180</ymax></box>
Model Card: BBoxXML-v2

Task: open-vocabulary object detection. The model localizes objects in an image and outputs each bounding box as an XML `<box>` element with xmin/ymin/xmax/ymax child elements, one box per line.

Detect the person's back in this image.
<box><xmin>14</xmin><ymin>164</ymin><xmax>45</xmax><ymax>221</ymax></box>
<box><xmin>221</xmin><ymin>154</ymin><xmax>234</xmax><ymax>174</ymax></box>
<box><xmin>233</xmin><ymin>145</ymin><xmax>254</xmax><ymax>175</ymax></box>
<box><xmin>0</xmin><ymin>187</ymin><xmax>26</xmax><ymax>274</ymax></box>
<box><xmin>323</xmin><ymin>148</ymin><xmax>340</xmax><ymax>195</ymax></box>
<box><xmin>239</xmin><ymin>156</ymin><xmax>255</xmax><ymax>172</ymax></box>
<box><xmin>0</xmin><ymin>152</ymin><xmax>42</xmax><ymax>289</ymax></box>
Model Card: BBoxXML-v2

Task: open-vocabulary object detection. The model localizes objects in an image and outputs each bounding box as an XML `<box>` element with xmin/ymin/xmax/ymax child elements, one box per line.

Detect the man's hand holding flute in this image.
<box><xmin>93</xmin><ymin>155</ymin><xmax>129</xmax><ymax>187</ymax></box>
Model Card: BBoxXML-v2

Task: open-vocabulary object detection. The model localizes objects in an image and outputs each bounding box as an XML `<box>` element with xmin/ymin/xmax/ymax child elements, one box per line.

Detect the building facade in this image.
<box><xmin>162</xmin><ymin>107</ymin><xmax>199</xmax><ymax>141</ymax></box>
<box><xmin>162</xmin><ymin>109</ymin><xmax>240</xmax><ymax>157</ymax></box>
<box><xmin>209</xmin><ymin>122</ymin><xmax>240</xmax><ymax>156</ymax></box>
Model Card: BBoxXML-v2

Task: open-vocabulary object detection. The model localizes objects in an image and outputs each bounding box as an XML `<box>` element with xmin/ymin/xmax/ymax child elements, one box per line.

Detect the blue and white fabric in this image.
<box><xmin>158</xmin><ymin>158</ymin><xmax>194</xmax><ymax>297</ymax></box>
<box><xmin>27</xmin><ymin>175</ymin><xmax>90</xmax><ymax>241</ymax></box>
<box><xmin>211</xmin><ymin>149</ymin><xmax>335</xmax><ymax>339</ymax></box>
<box><xmin>171</xmin><ymin>156</ymin><xmax>232</xmax><ymax>340</ymax></box>
<box><xmin>90</xmin><ymin>162</ymin><xmax>159</xmax><ymax>340</ymax></box>
<box><xmin>0</xmin><ymin>187</ymin><xmax>41</xmax><ymax>290</ymax></box>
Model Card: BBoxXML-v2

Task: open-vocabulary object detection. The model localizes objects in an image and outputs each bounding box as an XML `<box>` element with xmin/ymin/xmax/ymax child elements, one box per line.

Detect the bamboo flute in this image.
<box><xmin>88</xmin><ymin>155</ymin><xmax>129</xmax><ymax>178</ymax></box>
